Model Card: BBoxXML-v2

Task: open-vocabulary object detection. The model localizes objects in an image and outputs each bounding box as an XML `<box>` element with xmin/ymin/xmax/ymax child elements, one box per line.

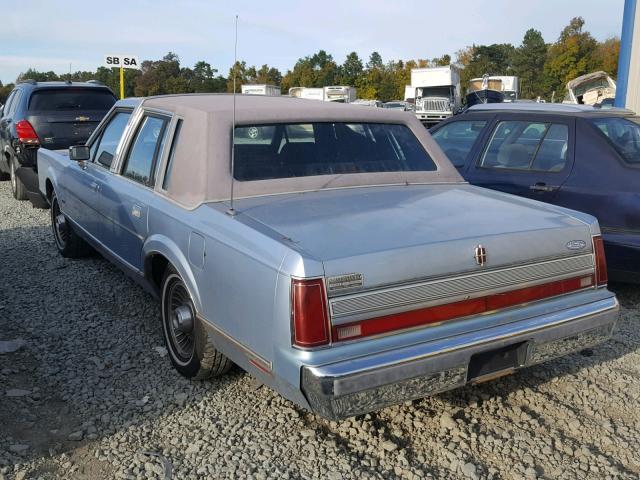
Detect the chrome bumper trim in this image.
<box><xmin>302</xmin><ymin>296</ymin><xmax>618</xmax><ymax>420</ymax></box>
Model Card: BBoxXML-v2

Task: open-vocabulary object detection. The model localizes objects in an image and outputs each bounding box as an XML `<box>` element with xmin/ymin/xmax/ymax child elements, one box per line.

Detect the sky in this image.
<box><xmin>0</xmin><ymin>0</ymin><xmax>626</xmax><ymax>84</ymax></box>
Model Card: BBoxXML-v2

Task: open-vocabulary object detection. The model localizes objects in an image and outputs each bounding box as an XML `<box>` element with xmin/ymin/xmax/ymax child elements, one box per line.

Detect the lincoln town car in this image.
<box><xmin>37</xmin><ymin>95</ymin><xmax>619</xmax><ymax>420</ymax></box>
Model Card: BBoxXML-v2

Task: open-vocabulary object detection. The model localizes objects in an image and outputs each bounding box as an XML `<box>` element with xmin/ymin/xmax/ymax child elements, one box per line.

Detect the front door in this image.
<box><xmin>467</xmin><ymin>115</ymin><xmax>575</xmax><ymax>203</ymax></box>
<box><xmin>61</xmin><ymin>110</ymin><xmax>132</xmax><ymax>239</ymax></box>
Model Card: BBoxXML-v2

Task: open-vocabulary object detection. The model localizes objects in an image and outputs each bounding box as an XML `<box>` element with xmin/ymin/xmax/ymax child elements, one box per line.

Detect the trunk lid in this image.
<box><xmin>235</xmin><ymin>184</ymin><xmax>593</xmax><ymax>291</ymax></box>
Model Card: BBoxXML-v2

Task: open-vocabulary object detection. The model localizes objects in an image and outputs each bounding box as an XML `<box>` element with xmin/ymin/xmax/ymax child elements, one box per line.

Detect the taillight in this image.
<box><xmin>291</xmin><ymin>278</ymin><xmax>330</xmax><ymax>347</ymax></box>
<box><xmin>592</xmin><ymin>235</ymin><xmax>608</xmax><ymax>286</ymax></box>
<box><xmin>16</xmin><ymin>120</ymin><xmax>39</xmax><ymax>145</ymax></box>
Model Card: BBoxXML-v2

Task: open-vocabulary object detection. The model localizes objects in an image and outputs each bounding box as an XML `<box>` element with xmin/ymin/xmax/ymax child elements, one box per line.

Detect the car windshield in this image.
<box><xmin>29</xmin><ymin>89</ymin><xmax>116</xmax><ymax>111</ymax></box>
<box><xmin>590</xmin><ymin>117</ymin><xmax>640</xmax><ymax>165</ymax></box>
<box><xmin>233</xmin><ymin>122</ymin><xmax>436</xmax><ymax>181</ymax></box>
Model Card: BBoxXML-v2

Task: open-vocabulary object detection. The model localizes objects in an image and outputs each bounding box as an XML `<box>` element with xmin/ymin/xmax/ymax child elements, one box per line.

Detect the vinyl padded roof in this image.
<box><xmin>135</xmin><ymin>94</ymin><xmax>463</xmax><ymax>207</ymax></box>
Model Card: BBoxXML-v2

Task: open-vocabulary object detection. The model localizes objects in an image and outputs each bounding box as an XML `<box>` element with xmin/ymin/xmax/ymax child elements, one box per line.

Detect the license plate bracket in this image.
<box><xmin>467</xmin><ymin>342</ymin><xmax>528</xmax><ymax>383</ymax></box>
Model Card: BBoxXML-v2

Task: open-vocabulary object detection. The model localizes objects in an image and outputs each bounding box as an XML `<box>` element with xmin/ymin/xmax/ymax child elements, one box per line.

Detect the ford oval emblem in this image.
<box><xmin>566</xmin><ymin>240</ymin><xmax>587</xmax><ymax>250</ymax></box>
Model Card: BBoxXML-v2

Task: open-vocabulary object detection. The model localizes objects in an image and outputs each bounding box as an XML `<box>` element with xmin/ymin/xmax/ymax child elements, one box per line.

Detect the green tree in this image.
<box><xmin>512</xmin><ymin>28</ymin><xmax>548</xmax><ymax>99</ymax></box>
<box><xmin>542</xmin><ymin>17</ymin><xmax>598</xmax><ymax>100</ymax></box>
<box><xmin>367</xmin><ymin>52</ymin><xmax>383</xmax><ymax>69</ymax></box>
<box><xmin>431</xmin><ymin>54</ymin><xmax>451</xmax><ymax>67</ymax></box>
<box><xmin>255</xmin><ymin>64</ymin><xmax>282</xmax><ymax>85</ymax></box>
<box><xmin>460</xmin><ymin>43</ymin><xmax>516</xmax><ymax>89</ymax></box>
<box><xmin>0</xmin><ymin>81</ymin><xmax>15</xmax><ymax>104</ymax></box>
<box><xmin>591</xmin><ymin>37</ymin><xmax>621</xmax><ymax>77</ymax></box>
<box><xmin>135</xmin><ymin>52</ymin><xmax>184</xmax><ymax>96</ymax></box>
<box><xmin>281</xmin><ymin>50</ymin><xmax>338</xmax><ymax>92</ymax></box>
<box><xmin>16</xmin><ymin>68</ymin><xmax>60</xmax><ymax>82</ymax></box>
<box><xmin>226</xmin><ymin>61</ymin><xmax>257</xmax><ymax>92</ymax></box>
<box><xmin>339</xmin><ymin>52</ymin><xmax>364</xmax><ymax>86</ymax></box>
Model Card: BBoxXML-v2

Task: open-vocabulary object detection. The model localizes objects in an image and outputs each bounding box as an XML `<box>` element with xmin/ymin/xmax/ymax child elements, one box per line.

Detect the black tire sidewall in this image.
<box><xmin>161</xmin><ymin>267</ymin><xmax>205</xmax><ymax>378</ymax></box>
<box><xmin>50</xmin><ymin>192</ymin><xmax>68</xmax><ymax>254</ymax></box>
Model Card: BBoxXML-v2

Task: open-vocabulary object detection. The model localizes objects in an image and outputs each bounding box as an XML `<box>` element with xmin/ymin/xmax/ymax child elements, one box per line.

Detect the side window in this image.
<box><xmin>162</xmin><ymin>119</ymin><xmax>182</xmax><ymax>190</ymax></box>
<box><xmin>530</xmin><ymin>124</ymin><xmax>569</xmax><ymax>172</ymax></box>
<box><xmin>431</xmin><ymin>120</ymin><xmax>487</xmax><ymax>167</ymax></box>
<box><xmin>92</xmin><ymin>111</ymin><xmax>132</xmax><ymax>167</ymax></box>
<box><xmin>480</xmin><ymin>121</ymin><xmax>568</xmax><ymax>172</ymax></box>
<box><xmin>8</xmin><ymin>91</ymin><xmax>22</xmax><ymax>115</ymax></box>
<box><xmin>122</xmin><ymin>115</ymin><xmax>169</xmax><ymax>186</ymax></box>
<box><xmin>3</xmin><ymin>91</ymin><xmax>16</xmax><ymax>116</ymax></box>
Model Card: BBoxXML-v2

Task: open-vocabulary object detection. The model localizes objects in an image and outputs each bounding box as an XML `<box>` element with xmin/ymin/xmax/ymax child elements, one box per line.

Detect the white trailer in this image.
<box><xmin>411</xmin><ymin>66</ymin><xmax>461</xmax><ymax>126</ymax></box>
<box><xmin>241</xmin><ymin>84</ymin><xmax>281</xmax><ymax>96</ymax></box>
<box><xmin>289</xmin><ymin>87</ymin><xmax>325</xmax><ymax>101</ymax></box>
<box><xmin>323</xmin><ymin>86</ymin><xmax>356</xmax><ymax>103</ymax></box>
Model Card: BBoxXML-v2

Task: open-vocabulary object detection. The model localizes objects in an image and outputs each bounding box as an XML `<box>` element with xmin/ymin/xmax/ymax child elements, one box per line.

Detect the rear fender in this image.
<box><xmin>143</xmin><ymin>234</ymin><xmax>202</xmax><ymax>312</ymax></box>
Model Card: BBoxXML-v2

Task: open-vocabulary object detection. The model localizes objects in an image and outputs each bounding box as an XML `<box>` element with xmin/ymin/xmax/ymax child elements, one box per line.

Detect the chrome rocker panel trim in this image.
<box><xmin>302</xmin><ymin>295</ymin><xmax>618</xmax><ymax>420</ymax></box>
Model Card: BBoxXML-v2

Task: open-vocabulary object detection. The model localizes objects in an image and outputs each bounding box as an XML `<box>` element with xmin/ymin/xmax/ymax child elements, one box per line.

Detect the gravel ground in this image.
<box><xmin>0</xmin><ymin>181</ymin><xmax>639</xmax><ymax>480</ymax></box>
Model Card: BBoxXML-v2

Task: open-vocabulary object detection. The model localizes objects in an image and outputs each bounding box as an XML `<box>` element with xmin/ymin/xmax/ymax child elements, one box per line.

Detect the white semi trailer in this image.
<box><xmin>323</xmin><ymin>86</ymin><xmax>356</xmax><ymax>103</ymax></box>
<box><xmin>241</xmin><ymin>84</ymin><xmax>281</xmax><ymax>96</ymax></box>
<box><xmin>289</xmin><ymin>87</ymin><xmax>325</xmax><ymax>101</ymax></box>
<box><xmin>411</xmin><ymin>66</ymin><xmax>461</xmax><ymax>126</ymax></box>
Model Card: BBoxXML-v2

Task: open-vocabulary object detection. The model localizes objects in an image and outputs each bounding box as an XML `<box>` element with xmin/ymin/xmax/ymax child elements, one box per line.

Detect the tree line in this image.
<box><xmin>0</xmin><ymin>17</ymin><xmax>620</xmax><ymax>105</ymax></box>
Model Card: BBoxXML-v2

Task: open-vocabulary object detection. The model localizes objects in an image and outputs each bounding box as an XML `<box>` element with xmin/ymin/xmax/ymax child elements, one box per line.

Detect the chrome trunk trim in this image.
<box><xmin>329</xmin><ymin>254</ymin><xmax>595</xmax><ymax>324</ymax></box>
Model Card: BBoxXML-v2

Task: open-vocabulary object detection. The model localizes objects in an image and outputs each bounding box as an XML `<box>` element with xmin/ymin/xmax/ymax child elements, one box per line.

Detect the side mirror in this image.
<box><xmin>69</xmin><ymin>145</ymin><xmax>90</xmax><ymax>162</ymax></box>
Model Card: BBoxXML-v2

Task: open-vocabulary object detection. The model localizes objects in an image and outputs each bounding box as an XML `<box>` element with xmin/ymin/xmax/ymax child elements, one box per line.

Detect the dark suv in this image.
<box><xmin>0</xmin><ymin>80</ymin><xmax>116</xmax><ymax>205</ymax></box>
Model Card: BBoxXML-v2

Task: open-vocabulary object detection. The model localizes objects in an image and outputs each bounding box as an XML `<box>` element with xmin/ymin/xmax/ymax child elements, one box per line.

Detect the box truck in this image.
<box><xmin>411</xmin><ymin>66</ymin><xmax>461</xmax><ymax>126</ymax></box>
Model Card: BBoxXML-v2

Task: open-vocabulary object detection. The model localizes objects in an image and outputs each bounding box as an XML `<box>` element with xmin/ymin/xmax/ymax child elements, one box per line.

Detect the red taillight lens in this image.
<box><xmin>292</xmin><ymin>278</ymin><xmax>330</xmax><ymax>347</ymax></box>
<box><xmin>15</xmin><ymin>120</ymin><xmax>39</xmax><ymax>145</ymax></box>
<box><xmin>333</xmin><ymin>275</ymin><xmax>594</xmax><ymax>342</ymax></box>
<box><xmin>593</xmin><ymin>235</ymin><xmax>608</xmax><ymax>286</ymax></box>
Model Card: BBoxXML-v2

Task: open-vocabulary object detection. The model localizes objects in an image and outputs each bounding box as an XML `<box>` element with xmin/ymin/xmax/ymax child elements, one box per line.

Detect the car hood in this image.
<box><xmin>230</xmin><ymin>184</ymin><xmax>595</xmax><ymax>289</ymax></box>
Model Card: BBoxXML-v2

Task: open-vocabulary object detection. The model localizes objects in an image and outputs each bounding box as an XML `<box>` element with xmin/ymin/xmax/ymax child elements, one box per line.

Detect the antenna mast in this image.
<box><xmin>227</xmin><ymin>14</ymin><xmax>239</xmax><ymax>216</ymax></box>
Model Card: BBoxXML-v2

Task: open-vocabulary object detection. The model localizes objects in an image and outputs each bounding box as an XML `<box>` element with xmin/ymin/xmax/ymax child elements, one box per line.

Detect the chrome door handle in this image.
<box><xmin>90</xmin><ymin>182</ymin><xmax>100</xmax><ymax>192</ymax></box>
<box><xmin>529</xmin><ymin>183</ymin><xmax>557</xmax><ymax>192</ymax></box>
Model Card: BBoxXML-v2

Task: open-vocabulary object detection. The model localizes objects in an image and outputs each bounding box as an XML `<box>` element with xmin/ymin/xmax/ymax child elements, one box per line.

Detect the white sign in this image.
<box><xmin>104</xmin><ymin>55</ymin><xmax>140</xmax><ymax>69</ymax></box>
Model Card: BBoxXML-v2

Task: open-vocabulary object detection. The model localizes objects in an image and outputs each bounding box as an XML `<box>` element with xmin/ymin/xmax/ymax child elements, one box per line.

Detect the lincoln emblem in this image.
<box><xmin>474</xmin><ymin>245</ymin><xmax>487</xmax><ymax>266</ymax></box>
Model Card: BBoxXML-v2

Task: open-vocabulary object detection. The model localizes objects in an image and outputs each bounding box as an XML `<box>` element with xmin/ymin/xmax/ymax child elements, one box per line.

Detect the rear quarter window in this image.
<box><xmin>431</xmin><ymin>120</ymin><xmax>487</xmax><ymax>167</ymax></box>
<box><xmin>590</xmin><ymin>117</ymin><xmax>640</xmax><ymax>165</ymax></box>
<box><xmin>29</xmin><ymin>89</ymin><xmax>116</xmax><ymax>111</ymax></box>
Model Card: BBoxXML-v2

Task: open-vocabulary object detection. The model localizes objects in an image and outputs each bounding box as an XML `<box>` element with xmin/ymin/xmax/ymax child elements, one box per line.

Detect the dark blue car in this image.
<box><xmin>430</xmin><ymin>103</ymin><xmax>640</xmax><ymax>283</ymax></box>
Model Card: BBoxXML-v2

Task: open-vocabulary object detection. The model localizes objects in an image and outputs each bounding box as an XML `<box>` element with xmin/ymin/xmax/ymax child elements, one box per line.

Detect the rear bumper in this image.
<box><xmin>16</xmin><ymin>166</ymin><xmax>48</xmax><ymax>208</ymax></box>
<box><xmin>301</xmin><ymin>294</ymin><xmax>618</xmax><ymax>420</ymax></box>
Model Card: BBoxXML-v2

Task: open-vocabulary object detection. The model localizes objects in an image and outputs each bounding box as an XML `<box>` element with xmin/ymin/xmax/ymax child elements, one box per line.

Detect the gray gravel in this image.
<box><xmin>0</xmin><ymin>181</ymin><xmax>639</xmax><ymax>479</ymax></box>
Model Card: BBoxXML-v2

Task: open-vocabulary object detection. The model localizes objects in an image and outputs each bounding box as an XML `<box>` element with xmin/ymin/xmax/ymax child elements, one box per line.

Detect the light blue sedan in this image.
<box><xmin>37</xmin><ymin>95</ymin><xmax>618</xmax><ymax>420</ymax></box>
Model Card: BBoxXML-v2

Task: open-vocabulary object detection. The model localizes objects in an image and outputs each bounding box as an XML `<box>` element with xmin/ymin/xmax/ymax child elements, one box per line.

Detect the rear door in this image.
<box><xmin>100</xmin><ymin>112</ymin><xmax>170</xmax><ymax>271</ymax></box>
<box><xmin>466</xmin><ymin>114</ymin><xmax>575</xmax><ymax>202</ymax></box>
<box><xmin>25</xmin><ymin>88</ymin><xmax>116</xmax><ymax>150</ymax></box>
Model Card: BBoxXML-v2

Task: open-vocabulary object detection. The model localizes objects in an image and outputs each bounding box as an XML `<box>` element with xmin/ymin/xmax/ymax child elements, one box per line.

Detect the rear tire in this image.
<box><xmin>50</xmin><ymin>191</ymin><xmax>91</xmax><ymax>258</ymax></box>
<box><xmin>161</xmin><ymin>266</ymin><xmax>233</xmax><ymax>379</ymax></box>
<box><xmin>10</xmin><ymin>156</ymin><xmax>27</xmax><ymax>200</ymax></box>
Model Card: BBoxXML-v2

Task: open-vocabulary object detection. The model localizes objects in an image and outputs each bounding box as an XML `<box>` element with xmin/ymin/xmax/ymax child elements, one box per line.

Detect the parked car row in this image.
<box><xmin>0</xmin><ymin>80</ymin><xmax>116</xmax><ymax>205</ymax></box>
<box><xmin>430</xmin><ymin>102</ymin><xmax>640</xmax><ymax>283</ymax></box>
<box><xmin>25</xmin><ymin>93</ymin><xmax>619</xmax><ymax>420</ymax></box>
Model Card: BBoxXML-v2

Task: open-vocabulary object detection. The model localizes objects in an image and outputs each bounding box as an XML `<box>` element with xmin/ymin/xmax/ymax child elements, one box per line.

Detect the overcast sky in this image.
<box><xmin>0</xmin><ymin>0</ymin><xmax>626</xmax><ymax>84</ymax></box>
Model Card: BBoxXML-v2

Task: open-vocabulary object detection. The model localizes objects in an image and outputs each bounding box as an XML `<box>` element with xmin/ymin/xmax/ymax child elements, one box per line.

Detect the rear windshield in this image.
<box><xmin>233</xmin><ymin>122</ymin><xmax>436</xmax><ymax>181</ymax></box>
<box><xmin>29</xmin><ymin>88</ymin><xmax>116</xmax><ymax>111</ymax></box>
<box><xmin>590</xmin><ymin>117</ymin><xmax>640</xmax><ymax>165</ymax></box>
